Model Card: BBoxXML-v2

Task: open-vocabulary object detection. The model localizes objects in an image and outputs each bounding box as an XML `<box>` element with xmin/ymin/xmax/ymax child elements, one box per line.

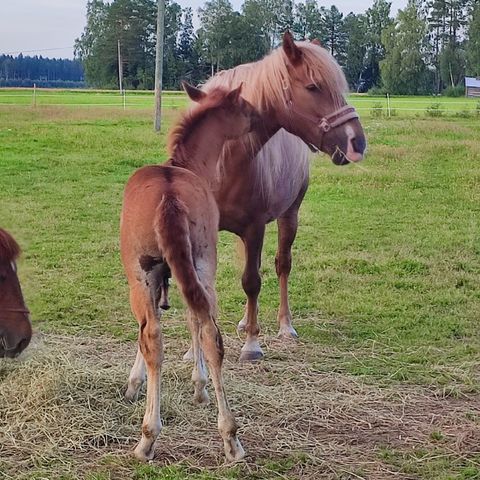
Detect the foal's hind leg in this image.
<box><xmin>125</xmin><ymin>346</ymin><xmax>146</xmax><ymax>402</ymax></box>
<box><xmin>187</xmin><ymin>311</ymin><xmax>209</xmax><ymax>405</ymax></box>
<box><xmin>238</xmin><ymin>223</ymin><xmax>265</xmax><ymax>362</ymax></box>
<box><xmin>129</xmin><ymin>283</ymin><xmax>164</xmax><ymax>462</ymax></box>
<box><xmin>275</xmin><ymin>188</ymin><xmax>306</xmax><ymax>339</ymax></box>
<box><xmin>200</xmin><ymin>315</ymin><xmax>245</xmax><ymax>461</ymax></box>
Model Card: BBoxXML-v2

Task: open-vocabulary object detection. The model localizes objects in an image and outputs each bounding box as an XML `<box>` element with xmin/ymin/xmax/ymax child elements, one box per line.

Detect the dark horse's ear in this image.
<box><xmin>283</xmin><ymin>31</ymin><xmax>303</xmax><ymax>66</ymax></box>
<box><xmin>182</xmin><ymin>81</ymin><xmax>207</xmax><ymax>103</ymax></box>
<box><xmin>226</xmin><ymin>83</ymin><xmax>243</xmax><ymax>103</ymax></box>
<box><xmin>311</xmin><ymin>38</ymin><xmax>321</xmax><ymax>46</ymax></box>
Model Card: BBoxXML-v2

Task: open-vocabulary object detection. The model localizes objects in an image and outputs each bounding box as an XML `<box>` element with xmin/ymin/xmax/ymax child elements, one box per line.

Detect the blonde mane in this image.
<box><xmin>201</xmin><ymin>41</ymin><xmax>349</xmax><ymax>201</ymax></box>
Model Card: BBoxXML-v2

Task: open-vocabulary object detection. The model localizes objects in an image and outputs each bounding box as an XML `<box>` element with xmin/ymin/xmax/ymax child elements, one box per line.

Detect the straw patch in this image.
<box><xmin>1</xmin><ymin>333</ymin><xmax>479</xmax><ymax>479</ymax></box>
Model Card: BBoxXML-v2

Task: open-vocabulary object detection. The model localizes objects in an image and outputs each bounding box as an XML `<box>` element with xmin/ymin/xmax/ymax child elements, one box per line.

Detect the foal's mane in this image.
<box><xmin>0</xmin><ymin>228</ymin><xmax>21</xmax><ymax>263</ymax></box>
<box><xmin>167</xmin><ymin>86</ymin><xmax>234</xmax><ymax>158</ymax></box>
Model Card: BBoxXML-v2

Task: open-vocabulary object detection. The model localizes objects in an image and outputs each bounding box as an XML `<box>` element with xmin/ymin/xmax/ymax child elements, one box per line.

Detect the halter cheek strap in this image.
<box><xmin>284</xmin><ymin>87</ymin><xmax>359</xmax><ymax>147</ymax></box>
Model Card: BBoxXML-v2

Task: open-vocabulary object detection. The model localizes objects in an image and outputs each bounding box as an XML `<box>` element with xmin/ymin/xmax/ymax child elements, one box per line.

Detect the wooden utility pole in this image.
<box><xmin>117</xmin><ymin>39</ymin><xmax>123</xmax><ymax>94</ymax></box>
<box><xmin>154</xmin><ymin>0</ymin><xmax>166</xmax><ymax>132</ymax></box>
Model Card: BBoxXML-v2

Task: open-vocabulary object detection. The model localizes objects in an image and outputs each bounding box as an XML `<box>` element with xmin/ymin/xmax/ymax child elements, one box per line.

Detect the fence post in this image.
<box><xmin>386</xmin><ymin>93</ymin><xmax>391</xmax><ymax>118</ymax></box>
<box><xmin>33</xmin><ymin>83</ymin><xmax>37</xmax><ymax>108</ymax></box>
<box><xmin>123</xmin><ymin>89</ymin><xmax>126</xmax><ymax>111</ymax></box>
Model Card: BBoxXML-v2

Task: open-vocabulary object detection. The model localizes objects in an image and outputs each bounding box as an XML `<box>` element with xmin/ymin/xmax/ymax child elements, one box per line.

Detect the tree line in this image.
<box><xmin>0</xmin><ymin>54</ymin><xmax>84</xmax><ymax>88</ymax></box>
<box><xmin>7</xmin><ymin>0</ymin><xmax>479</xmax><ymax>95</ymax></box>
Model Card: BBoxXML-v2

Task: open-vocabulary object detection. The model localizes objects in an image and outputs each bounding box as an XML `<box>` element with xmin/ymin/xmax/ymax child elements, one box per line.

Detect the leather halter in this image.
<box><xmin>284</xmin><ymin>86</ymin><xmax>359</xmax><ymax>149</ymax></box>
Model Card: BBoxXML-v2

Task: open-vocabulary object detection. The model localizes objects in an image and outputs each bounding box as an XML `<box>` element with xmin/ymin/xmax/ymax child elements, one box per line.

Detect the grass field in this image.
<box><xmin>0</xmin><ymin>100</ymin><xmax>479</xmax><ymax>479</ymax></box>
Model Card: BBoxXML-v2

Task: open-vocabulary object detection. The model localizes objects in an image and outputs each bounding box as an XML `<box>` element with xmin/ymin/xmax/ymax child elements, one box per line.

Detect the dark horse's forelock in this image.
<box><xmin>0</xmin><ymin>228</ymin><xmax>21</xmax><ymax>263</ymax></box>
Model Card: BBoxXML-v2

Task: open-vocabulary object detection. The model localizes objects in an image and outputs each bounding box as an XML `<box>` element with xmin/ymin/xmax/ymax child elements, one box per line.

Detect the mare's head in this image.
<box><xmin>182</xmin><ymin>81</ymin><xmax>259</xmax><ymax>139</ymax></box>
<box><xmin>0</xmin><ymin>229</ymin><xmax>31</xmax><ymax>358</ymax></box>
<box><xmin>278</xmin><ymin>32</ymin><xmax>366</xmax><ymax>164</ymax></box>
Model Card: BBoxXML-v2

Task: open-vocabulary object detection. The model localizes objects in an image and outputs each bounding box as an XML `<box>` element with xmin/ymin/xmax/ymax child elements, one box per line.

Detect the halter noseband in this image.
<box><xmin>284</xmin><ymin>86</ymin><xmax>359</xmax><ymax>149</ymax></box>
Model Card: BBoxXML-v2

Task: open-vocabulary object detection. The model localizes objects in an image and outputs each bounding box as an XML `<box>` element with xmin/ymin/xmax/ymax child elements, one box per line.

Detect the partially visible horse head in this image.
<box><xmin>279</xmin><ymin>31</ymin><xmax>366</xmax><ymax>165</ymax></box>
<box><xmin>0</xmin><ymin>229</ymin><xmax>31</xmax><ymax>358</ymax></box>
<box><xmin>182</xmin><ymin>81</ymin><xmax>260</xmax><ymax>139</ymax></box>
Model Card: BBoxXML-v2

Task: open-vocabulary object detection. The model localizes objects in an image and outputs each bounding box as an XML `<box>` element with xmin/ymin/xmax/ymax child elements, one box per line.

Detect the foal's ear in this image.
<box><xmin>226</xmin><ymin>83</ymin><xmax>243</xmax><ymax>103</ymax></box>
<box><xmin>311</xmin><ymin>38</ymin><xmax>321</xmax><ymax>46</ymax></box>
<box><xmin>182</xmin><ymin>81</ymin><xmax>207</xmax><ymax>103</ymax></box>
<box><xmin>283</xmin><ymin>31</ymin><xmax>303</xmax><ymax>66</ymax></box>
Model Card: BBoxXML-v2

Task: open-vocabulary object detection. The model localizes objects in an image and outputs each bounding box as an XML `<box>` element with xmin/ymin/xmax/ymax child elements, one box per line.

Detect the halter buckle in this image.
<box><xmin>319</xmin><ymin>119</ymin><xmax>331</xmax><ymax>132</ymax></box>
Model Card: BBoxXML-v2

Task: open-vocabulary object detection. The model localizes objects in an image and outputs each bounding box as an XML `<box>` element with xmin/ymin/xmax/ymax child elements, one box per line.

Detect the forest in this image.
<box><xmin>0</xmin><ymin>55</ymin><xmax>84</xmax><ymax>88</ymax></box>
<box><xmin>3</xmin><ymin>0</ymin><xmax>480</xmax><ymax>94</ymax></box>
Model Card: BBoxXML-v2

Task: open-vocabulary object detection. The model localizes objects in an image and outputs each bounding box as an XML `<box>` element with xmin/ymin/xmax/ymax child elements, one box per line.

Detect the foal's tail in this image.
<box><xmin>155</xmin><ymin>193</ymin><xmax>211</xmax><ymax>317</ymax></box>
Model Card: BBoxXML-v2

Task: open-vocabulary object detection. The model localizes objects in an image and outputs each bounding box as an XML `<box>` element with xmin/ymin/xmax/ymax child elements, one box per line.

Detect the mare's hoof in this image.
<box><xmin>239</xmin><ymin>350</ymin><xmax>264</xmax><ymax>362</ymax></box>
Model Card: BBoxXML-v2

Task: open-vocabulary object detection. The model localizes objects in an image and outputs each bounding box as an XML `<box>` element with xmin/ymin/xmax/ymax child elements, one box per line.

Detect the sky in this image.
<box><xmin>0</xmin><ymin>0</ymin><xmax>407</xmax><ymax>60</ymax></box>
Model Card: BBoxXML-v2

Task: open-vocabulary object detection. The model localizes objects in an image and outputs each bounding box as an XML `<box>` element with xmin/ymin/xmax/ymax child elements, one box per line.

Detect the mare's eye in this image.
<box><xmin>306</xmin><ymin>84</ymin><xmax>321</xmax><ymax>92</ymax></box>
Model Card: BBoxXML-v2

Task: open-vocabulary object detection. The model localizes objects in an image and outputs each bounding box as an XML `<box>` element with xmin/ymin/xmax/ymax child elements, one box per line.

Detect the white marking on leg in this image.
<box><xmin>125</xmin><ymin>347</ymin><xmax>146</xmax><ymax>401</ymax></box>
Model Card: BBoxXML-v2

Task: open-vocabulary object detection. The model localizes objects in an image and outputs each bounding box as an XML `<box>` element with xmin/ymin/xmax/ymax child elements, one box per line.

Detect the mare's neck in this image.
<box><xmin>170</xmin><ymin>113</ymin><xmax>228</xmax><ymax>182</ymax></box>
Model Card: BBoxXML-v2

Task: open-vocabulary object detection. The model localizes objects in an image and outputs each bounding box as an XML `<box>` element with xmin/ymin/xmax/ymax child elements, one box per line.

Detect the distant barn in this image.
<box><xmin>465</xmin><ymin>77</ymin><xmax>480</xmax><ymax>98</ymax></box>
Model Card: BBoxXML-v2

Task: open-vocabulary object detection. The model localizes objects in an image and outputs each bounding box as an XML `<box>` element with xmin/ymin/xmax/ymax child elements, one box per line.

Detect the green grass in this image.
<box><xmin>1</xmin><ymin>88</ymin><xmax>480</xmax><ymax>116</ymax></box>
<box><xmin>1</xmin><ymin>102</ymin><xmax>480</xmax><ymax>479</ymax></box>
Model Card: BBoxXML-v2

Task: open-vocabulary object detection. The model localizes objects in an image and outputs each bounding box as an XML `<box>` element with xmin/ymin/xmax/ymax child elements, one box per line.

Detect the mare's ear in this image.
<box><xmin>226</xmin><ymin>83</ymin><xmax>243</xmax><ymax>103</ymax></box>
<box><xmin>182</xmin><ymin>81</ymin><xmax>207</xmax><ymax>103</ymax></box>
<box><xmin>311</xmin><ymin>38</ymin><xmax>321</xmax><ymax>46</ymax></box>
<box><xmin>283</xmin><ymin>31</ymin><xmax>303</xmax><ymax>66</ymax></box>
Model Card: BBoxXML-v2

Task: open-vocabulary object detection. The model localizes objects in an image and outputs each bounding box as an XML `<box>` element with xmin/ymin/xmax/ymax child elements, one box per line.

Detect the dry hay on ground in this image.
<box><xmin>0</xmin><ymin>332</ymin><xmax>479</xmax><ymax>479</ymax></box>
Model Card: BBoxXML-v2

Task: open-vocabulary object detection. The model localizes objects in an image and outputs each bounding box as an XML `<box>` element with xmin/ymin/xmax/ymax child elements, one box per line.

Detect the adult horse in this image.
<box><xmin>0</xmin><ymin>228</ymin><xmax>31</xmax><ymax>358</ymax></box>
<box><xmin>200</xmin><ymin>32</ymin><xmax>367</xmax><ymax>361</ymax></box>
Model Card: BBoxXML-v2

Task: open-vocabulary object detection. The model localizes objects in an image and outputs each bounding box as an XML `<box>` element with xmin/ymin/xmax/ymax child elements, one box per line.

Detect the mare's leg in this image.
<box><xmin>275</xmin><ymin>189</ymin><xmax>306</xmax><ymax>339</ymax></box>
<box><xmin>200</xmin><ymin>314</ymin><xmax>245</xmax><ymax>461</ymax></box>
<box><xmin>237</xmin><ymin>224</ymin><xmax>265</xmax><ymax>362</ymax></box>
<box><xmin>129</xmin><ymin>283</ymin><xmax>164</xmax><ymax>462</ymax></box>
<box><xmin>125</xmin><ymin>346</ymin><xmax>146</xmax><ymax>402</ymax></box>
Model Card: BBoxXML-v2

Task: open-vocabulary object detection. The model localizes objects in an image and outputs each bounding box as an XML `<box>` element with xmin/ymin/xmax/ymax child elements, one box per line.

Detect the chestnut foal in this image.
<box><xmin>120</xmin><ymin>83</ymin><xmax>257</xmax><ymax>462</ymax></box>
<box><xmin>0</xmin><ymin>228</ymin><xmax>31</xmax><ymax>358</ymax></box>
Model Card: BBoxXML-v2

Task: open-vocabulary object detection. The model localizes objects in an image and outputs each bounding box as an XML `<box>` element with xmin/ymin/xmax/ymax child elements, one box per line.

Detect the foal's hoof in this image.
<box><xmin>239</xmin><ymin>350</ymin><xmax>264</xmax><ymax>362</ymax></box>
<box><xmin>277</xmin><ymin>325</ymin><xmax>298</xmax><ymax>340</ymax></box>
<box><xmin>183</xmin><ymin>347</ymin><xmax>193</xmax><ymax>362</ymax></box>
<box><xmin>133</xmin><ymin>443</ymin><xmax>155</xmax><ymax>462</ymax></box>
<box><xmin>123</xmin><ymin>383</ymin><xmax>142</xmax><ymax>403</ymax></box>
<box><xmin>224</xmin><ymin>436</ymin><xmax>246</xmax><ymax>463</ymax></box>
<box><xmin>193</xmin><ymin>389</ymin><xmax>210</xmax><ymax>406</ymax></box>
<box><xmin>237</xmin><ymin>318</ymin><xmax>247</xmax><ymax>333</ymax></box>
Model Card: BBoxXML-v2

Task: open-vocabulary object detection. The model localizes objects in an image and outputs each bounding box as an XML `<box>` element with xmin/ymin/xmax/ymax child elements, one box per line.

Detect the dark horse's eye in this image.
<box><xmin>306</xmin><ymin>83</ymin><xmax>321</xmax><ymax>92</ymax></box>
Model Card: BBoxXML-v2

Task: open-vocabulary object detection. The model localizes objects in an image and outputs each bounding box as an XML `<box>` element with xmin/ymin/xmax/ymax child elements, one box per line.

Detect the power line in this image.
<box><xmin>0</xmin><ymin>46</ymin><xmax>74</xmax><ymax>56</ymax></box>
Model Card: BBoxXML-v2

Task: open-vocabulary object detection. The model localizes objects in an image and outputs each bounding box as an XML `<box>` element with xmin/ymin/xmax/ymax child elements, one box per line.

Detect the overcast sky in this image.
<box><xmin>0</xmin><ymin>0</ymin><xmax>407</xmax><ymax>59</ymax></box>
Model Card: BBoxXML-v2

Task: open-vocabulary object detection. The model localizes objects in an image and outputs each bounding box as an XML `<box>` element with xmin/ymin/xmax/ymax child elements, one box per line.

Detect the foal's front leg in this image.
<box><xmin>237</xmin><ymin>223</ymin><xmax>265</xmax><ymax>361</ymax></box>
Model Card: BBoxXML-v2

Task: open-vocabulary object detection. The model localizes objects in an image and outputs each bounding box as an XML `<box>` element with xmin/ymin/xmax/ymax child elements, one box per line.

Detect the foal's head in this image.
<box><xmin>0</xmin><ymin>229</ymin><xmax>31</xmax><ymax>358</ymax></box>
<box><xmin>182</xmin><ymin>81</ymin><xmax>259</xmax><ymax>139</ymax></box>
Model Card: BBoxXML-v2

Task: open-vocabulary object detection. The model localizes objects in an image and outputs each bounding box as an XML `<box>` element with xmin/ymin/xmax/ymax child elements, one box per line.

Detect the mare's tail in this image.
<box><xmin>155</xmin><ymin>193</ymin><xmax>211</xmax><ymax>317</ymax></box>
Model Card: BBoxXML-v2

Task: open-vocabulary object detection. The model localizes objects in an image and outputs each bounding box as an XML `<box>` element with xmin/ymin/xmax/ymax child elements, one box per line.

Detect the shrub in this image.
<box><xmin>454</xmin><ymin>109</ymin><xmax>472</xmax><ymax>118</ymax></box>
<box><xmin>443</xmin><ymin>85</ymin><xmax>465</xmax><ymax>97</ymax></box>
<box><xmin>425</xmin><ymin>103</ymin><xmax>445</xmax><ymax>117</ymax></box>
<box><xmin>370</xmin><ymin>101</ymin><xmax>384</xmax><ymax>117</ymax></box>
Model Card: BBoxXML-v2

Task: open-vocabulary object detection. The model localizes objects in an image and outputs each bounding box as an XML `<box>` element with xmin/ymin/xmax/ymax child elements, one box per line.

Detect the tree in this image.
<box><xmin>321</xmin><ymin>5</ymin><xmax>347</xmax><ymax>63</ymax></box>
<box><xmin>343</xmin><ymin>13</ymin><xmax>368</xmax><ymax>90</ymax></box>
<box><xmin>466</xmin><ymin>0</ymin><xmax>480</xmax><ymax>75</ymax></box>
<box><xmin>381</xmin><ymin>0</ymin><xmax>430</xmax><ymax>94</ymax></box>
<box><xmin>293</xmin><ymin>0</ymin><xmax>324</xmax><ymax>40</ymax></box>
<box><xmin>364</xmin><ymin>0</ymin><xmax>394</xmax><ymax>89</ymax></box>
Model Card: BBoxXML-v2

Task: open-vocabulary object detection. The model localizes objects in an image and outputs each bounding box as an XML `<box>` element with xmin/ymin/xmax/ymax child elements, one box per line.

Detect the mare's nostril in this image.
<box><xmin>352</xmin><ymin>136</ymin><xmax>366</xmax><ymax>153</ymax></box>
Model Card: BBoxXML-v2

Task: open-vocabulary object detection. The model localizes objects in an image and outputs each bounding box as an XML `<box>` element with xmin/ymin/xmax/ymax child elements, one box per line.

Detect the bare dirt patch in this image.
<box><xmin>1</xmin><ymin>332</ymin><xmax>479</xmax><ymax>479</ymax></box>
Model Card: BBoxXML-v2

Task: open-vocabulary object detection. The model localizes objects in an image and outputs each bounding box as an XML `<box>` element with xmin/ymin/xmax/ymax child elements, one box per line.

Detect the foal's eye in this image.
<box><xmin>306</xmin><ymin>84</ymin><xmax>321</xmax><ymax>92</ymax></box>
